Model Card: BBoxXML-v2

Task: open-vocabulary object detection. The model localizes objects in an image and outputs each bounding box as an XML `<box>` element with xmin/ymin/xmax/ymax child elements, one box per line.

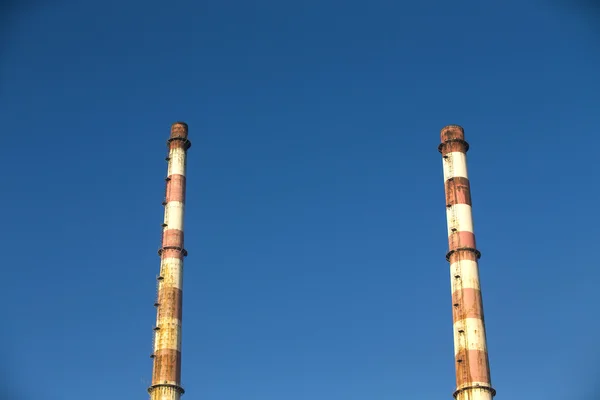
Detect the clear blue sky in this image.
<box><xmin>1</xmin><ymin>1</ymin><xmax>599</xmax><ymax>399</ymax></box>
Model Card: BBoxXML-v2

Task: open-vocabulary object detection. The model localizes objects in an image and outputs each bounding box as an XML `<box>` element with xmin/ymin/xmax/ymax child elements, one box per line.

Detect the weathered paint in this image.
<box><xmin>149</xmin><ymin>122</ymin><xmax>191</xmax><ymax>400</ymax></box>
<box><xmin>445</xmin><ymin>177</ymin><xmax>472</xmax><ymax>206</ymax></box>
<box><xmin>165</xmin><ymin>175</ymin><xmax>187</xmax><ymax>203</ymax></box>
<box><xmin>453</xmin><ymin>318</ymin><xmax>487</xmax><ymax>353</ymax></box>
<box><xmin>171</xmin><ymin>122</ymin><xmax>188</xmax><ymax>139</ymax></box>
<box><xmin>160</xmin><ymin>258</ymin><xmax>184</xmax><ymax>289</ymax></box>
<box><xmin>446</xmin><ymin>203</ymin><xmax>474</xmax><ymax>236</ymax></box>
<box><xmin>454</xmin><ymin>348</ymin><xmax>490</xmax><ymax>385</ymax></box>
<box><xmin>439</xmin><ymin>125</ymin><xmax>495</xmax><ymax>400</ymax></box>
<box><xmin>157</xmin><ymin>287</ymin><xmax>183</xmax><ymax>320</ymax></box>
<box><xmin>448</xmin><ymin>248</ymin><xmax>479</xmax><ymax>264</ymax></box>
<box><xmin>443</xmin><ymin>152</ymin><xmax>469</xmax><ymax>181</ymax></box>
<box><xmin>448</xmin><ymin>231</ymin><xmax>477</xmax><ymax>251</ymax></box>
<box><xmin>164</xmin><ymin>202</ymin><xmax>185</xmax><ymax>231</ymax></box>
<box><xmin>153</xmin><ymin>318</ymin><xmax>183</xmax><ymax>350</ymax></box>
<box><xmin>440</xmin><ymin>125</ymin><xmax>465</xmax><ymax>142</ymax></box>
<box><xmin>167</xmin><ymin>148</ymin><xmax>187</xmax><ymax>177</ymax></box>
<box><xmin>161</xmin><ymin>248</ymin><xmax>186</xmax><ymax>260</ymax></box>
<box><xmin>151</xmin><ymin>386</ymin><xmax>183</xmax><ymax>400</ymax></box>
<box><xmin>450</xmin><ymin>260</ymin><xmax>481</xmax><ymax>291</ymax></box>
<box><xmin>455</xmin><ymin>387</ymin><xmax>494</xmax><ymax>400</ymax></box>
<box><xmin>451</xmin><ymin>288</ymin><xmax>484</xmax><ymax>321</ymax></box>
<box><xmin>152</xmin><ymin>349</ymin><xmax>182</xmax><ymax>382</ymax></box>
<box><xmin>162</xmin><ymin>229</ymin><xmax>184</xmax><ymax>249</ymax></box>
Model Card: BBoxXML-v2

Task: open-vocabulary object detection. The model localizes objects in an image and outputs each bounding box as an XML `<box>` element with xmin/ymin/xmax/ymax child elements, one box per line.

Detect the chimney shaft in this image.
<box><xmin>439</xmin><ymin>125</ymin><xmax>495</xmax><ymax>400</ymax></box>
<box><xmin>148</xmin><ymin>122</ymin><xmax>191</xmax><ymax>400</ymax></box>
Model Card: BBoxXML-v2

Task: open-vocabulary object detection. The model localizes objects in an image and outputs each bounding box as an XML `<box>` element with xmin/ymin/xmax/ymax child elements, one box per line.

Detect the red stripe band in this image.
<box><xmin>445</xmin><ymin>177</ymin><xmax>472</xmax><ymax>206</ymax></box>
<box><xmin>165</xmin><ymin>175</ymin><xmax>186</xmax><ymax>203</ymax></box>
<box><xmin>455</xmin><ymin>348</ymin><xmax>491</xmax><ymax>387</ymax></box>
<box><xmin>152</xmin><ymin>349</ymin><xmax>181</xmax><ymax>383</ymax></box>
<box><xmin>452</xmin><ymin>288</ymin><xmax>484</xmax><ymax>322</ymax></box>
<box><xmin>162</xmin><ymin>229</ymin><xmax>184</xmax><ymax>248</ymax></box>
<box><xmin>157</xmin><ymin>287</ymin><xmax>183</xmax><ymax>320</ymax></box>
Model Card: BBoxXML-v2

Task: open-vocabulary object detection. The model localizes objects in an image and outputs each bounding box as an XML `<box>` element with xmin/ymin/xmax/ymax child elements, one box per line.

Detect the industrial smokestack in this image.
<box><xmin>148</xmin><ymin>122</ymin><xmax>191</xmax><ymax>400</ymax></box>
<box><xmin>439</xmin><ymin>125</ymin><xmax>495</xmax><ymax>400</ymax></box>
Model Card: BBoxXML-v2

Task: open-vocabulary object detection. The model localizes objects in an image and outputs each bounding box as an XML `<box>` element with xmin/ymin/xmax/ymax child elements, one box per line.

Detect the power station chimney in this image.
<box><xmin>148</xmin><ymin>122</ymin><xmax>191</xmax><ymax>400</ymax></box>
<box><xmin>438</xmin><ymin>125</ymin><xmax>495</xmax><ymax>400</ymax></box>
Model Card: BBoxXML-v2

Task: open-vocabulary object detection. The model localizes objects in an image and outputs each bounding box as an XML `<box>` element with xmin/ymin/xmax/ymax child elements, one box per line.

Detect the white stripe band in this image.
<box><xmin>159</xmin><ymin>258</ymin><xmax>184</xmax><ymax>290</ymax></box>
<box><xmin>154</xmin><ymin>317</ymin><xmax>182</xmax><ymax>351</ymax></box>
<box><xmin>168</xmin><ymin>148</ymin><xmax>187</xmax><ymax>177</ymax></box>
<box><xmin>446</xmin><ymin>203</ymin><xmax>474</xmax><ymax>236</ymax></box>
<box><xmin>453</xmin><ymin>317</ymin><xmax>488</xmax><ymax>354</ymax></box>
<box><xmin>450</xmin><ymin>259</ymin><xmax>481</xmax><ymax>291</ymax></box>
<box><xmin>164</xmin><ymin>201</ymin><xmax>185</xmax><ymax>231</ymax></box>
<box><xmin>443</xmin><ymin>151</ymin><xmax>469</xmax><ymax>181</ymax></box>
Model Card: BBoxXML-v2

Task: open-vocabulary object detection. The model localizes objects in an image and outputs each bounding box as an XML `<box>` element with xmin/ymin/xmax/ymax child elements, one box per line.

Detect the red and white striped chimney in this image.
<box><xmin>148</xmin><ymin>122</ymin><xmax>191</xmax><ymax>400</ymax></box>
<box><xmin>439</xmin><ymin>125</ymin><xmax>495</xmax><ymax>400</ymax></box>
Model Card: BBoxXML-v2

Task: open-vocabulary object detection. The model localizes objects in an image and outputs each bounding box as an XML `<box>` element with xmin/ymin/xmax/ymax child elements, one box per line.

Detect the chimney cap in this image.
<box><xmin>170</xmin><ymin>122</ymin><xmax>188</xmax><ymax>139</ymax></box>
<box><xmin>440</xmin><ymin>124</ymin><xmax>465</xmax><ymax>142</ymax></box>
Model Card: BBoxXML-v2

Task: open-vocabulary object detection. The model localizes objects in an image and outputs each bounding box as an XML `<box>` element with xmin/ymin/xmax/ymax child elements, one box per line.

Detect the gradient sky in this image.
<box><xmin>1</xmin><ymin>1</ymin><xmax>599</xmax><ymax>399</ymax></box>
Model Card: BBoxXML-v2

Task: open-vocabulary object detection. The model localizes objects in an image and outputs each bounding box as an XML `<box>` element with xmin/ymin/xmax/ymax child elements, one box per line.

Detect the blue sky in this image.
<box><xmin>1</xmin><ymin>1</ymin><xmax>599</xmax><ymax>399</ymax></box>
